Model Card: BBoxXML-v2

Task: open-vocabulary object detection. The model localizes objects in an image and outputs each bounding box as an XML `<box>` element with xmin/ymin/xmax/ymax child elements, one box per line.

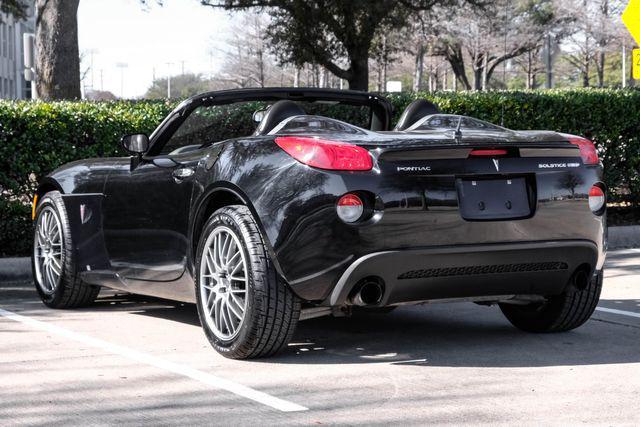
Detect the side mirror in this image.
<box><xmin>121</xmin><ymin>134</ymin><xmax>149</xmax><ymax>155</ymax></box>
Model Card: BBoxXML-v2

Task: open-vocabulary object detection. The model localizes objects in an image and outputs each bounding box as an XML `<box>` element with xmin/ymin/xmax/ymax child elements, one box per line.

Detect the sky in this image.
<box><xmin>78</xmin><ymin>0</ymin><xmax>232</xmax><ymax>98</ymax></box>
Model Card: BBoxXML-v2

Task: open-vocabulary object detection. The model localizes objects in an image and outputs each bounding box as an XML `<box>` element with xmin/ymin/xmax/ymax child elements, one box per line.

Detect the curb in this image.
<box><xmin>0</xmin><ymin>257</ymin><xmax>31</xmax><ymax>283</ymax></box>
<box><xmin>608</xmin><ymin>225</ymin><xmax>640</xmax><ymax>250</ymax></box>
<box><xmin>1</xmin><ymin>226</ymin><xmax>638</xmax><ymax>283</ymax></box>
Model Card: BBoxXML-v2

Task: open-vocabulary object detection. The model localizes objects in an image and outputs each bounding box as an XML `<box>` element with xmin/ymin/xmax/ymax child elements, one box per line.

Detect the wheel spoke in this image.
<box><xmin>229</xmin><ymin>291</ymin><xmax>245</xmax><ymax>308</ymax></box>
<box><xmin>226</xmin><ymin>250</ymin><xmax>240</xmax><ymax>269</ymax></box>
<box><xmin>205</xmin><ymin>248</ymin><xmax>217</xmax><ymax>275</ymax></box>
<box><xmin>213</xmin><ymin>298</ymin><xmax>222</xmax><ymax>327</ymax></box>
<box><xmin>227</xmin><ymin>295</ymin><xmax>244</xmax><ymax>319</ymax></box>
<box><xmin>230</xmin><ymin>259</ymin><xmax>244</xmax><ymax>276</ymax></box>
<box><xmin>46</xmin><ymin>263</ymin><xmax>56</xmax><ymax>291</ymax></box>
<box><xmin>220</xmin><ymin>301</ymin><xmax>229</xmax><ymax>333</ymax></box>
<box><xmin>220</xmin><ymin>234</ymin><xmax>231</xmax><ymax>265</ymax></box>
<box><xmin>223</xmin><ymin>303</ymin><xmax>234</xmax><ymax>334</ymax></box>
<box><xmin>41</xmin><ymin>212</ymin><xmax>49</xmax><ymax>237</ymax></box>
<box><xmin>220</xmin><ymin>233</ymin><xmax>230</xmax><ymax>267</ymax></box>
<box><xmin>215</xmin><ymin>233</ymin><xmax>223</xmax><ymax>269</ymax></box>
<box><xmin>47</xmin><ymin>213</ymin><xmax>56</xmax><ymax>239</ymax></box>
<box><xmin>50</xmin><ymin>258</ymin><xmax>62</xmax><ymax>275</ymax></box>
<box><xmin>223</xmin><ymin>239</ymin><xmax>235</xmax><ymax>266</ymax></box>
<box><xmin>206</xmin><ymin>288</ymin><xmax>216</xmax><ymax>309</ymax></box>
<box><xmin>199</xmin><ymin>226</ymin><xmax>249</xmax><ymax>340</ymax></box>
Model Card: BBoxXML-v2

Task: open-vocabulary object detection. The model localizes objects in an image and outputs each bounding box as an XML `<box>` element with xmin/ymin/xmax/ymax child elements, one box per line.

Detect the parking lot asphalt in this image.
<box><xmin>1</xmin><ymin>249</ymin><xmax>639</xmax><ymax>425</ymax></box>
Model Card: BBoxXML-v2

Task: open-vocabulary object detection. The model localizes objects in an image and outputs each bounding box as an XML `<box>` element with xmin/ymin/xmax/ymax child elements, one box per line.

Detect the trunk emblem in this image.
<box><xmin>492</xmin><ymin>159</ymin><xmax>500</xmax><ymax>171</ymax></box>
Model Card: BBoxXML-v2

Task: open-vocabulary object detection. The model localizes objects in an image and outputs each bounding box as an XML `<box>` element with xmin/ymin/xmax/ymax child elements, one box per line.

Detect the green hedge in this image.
<box><xmin>0</xmin><ymin>100</ymin><xmax>174</xmax><ymax>257</ymax></box>
<box><xmin>1</xmin><ymin>89</ymin><xmax>639</xmax><ymax>256</ymax></box>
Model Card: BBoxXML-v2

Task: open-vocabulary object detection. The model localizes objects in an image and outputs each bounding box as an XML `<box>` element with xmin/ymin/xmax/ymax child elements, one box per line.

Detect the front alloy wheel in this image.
<box><xmin>34</xmin><ymin>206</ymin><xmax>64</xmax><ymax>294</ymax></box>
<box><xmin>32</xmin><ymin>191</ymin><xmax>100</xmax><ymax>308</ymax></box>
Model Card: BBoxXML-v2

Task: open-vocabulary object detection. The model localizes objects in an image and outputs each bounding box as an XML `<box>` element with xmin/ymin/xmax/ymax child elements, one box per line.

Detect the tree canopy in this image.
<box><xmin>0</xmin><ymin>0</ymin><xmax>29</xmax><ymax>20</ymax></box>
<box><xmin>200</xmin><ymin>0</ymin><xmax>481</xmax><ymax>90</ymax></box>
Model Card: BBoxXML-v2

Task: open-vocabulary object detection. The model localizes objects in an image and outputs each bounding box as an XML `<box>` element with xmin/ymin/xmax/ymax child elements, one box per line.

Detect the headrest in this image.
<box><xmin>394</xmin><ymin>99</ymin><xmax>441</xmax><ymax>131</ymax></box>
<box><xmin>253</xmin><ymin>100</ymin><xmax>306</xmax><ymax>136</ymax></box>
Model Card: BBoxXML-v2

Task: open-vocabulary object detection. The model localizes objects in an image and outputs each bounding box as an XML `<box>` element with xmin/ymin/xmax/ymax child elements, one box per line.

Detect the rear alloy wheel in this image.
<box><xmin>195</xmin><ymin>205</ymin><xmax>300</xmax><ymax>359</ymax></box>
<box><xmin>199</xmin><ymin>226</ymin><xmax>249</xmax><ymax>341</ymax></box>
<box><xmin>499</xmin><ymin>269</ymin><xmax>603</xmax><ymax>333</ymax></box>
<box><xmin>32</xmin><ymin>191</ymin><xmax>100</xmax><ymax>308</ymax></box>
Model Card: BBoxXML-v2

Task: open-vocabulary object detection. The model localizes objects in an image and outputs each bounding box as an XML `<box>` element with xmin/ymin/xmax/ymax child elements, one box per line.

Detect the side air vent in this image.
<box><xmin>397</xmin><ymin>262</ymin><xmax>568</xmax><ymax>280</ymax></box>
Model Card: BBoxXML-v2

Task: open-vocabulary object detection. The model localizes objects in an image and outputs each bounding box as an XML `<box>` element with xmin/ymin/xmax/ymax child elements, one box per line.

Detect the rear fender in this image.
<box><xmin>189</xmin><ymin>182</ymin><xmax>287</xmax><ymax>282</ymax></box>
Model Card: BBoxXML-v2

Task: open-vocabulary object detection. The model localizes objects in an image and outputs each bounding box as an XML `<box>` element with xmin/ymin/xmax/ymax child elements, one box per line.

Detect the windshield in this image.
<box><xmin>408</xmin><ymin>114</ymin><xmax>506</xmax><ymax>132</ymax></box>
<box><xmin>269</xmin><ymin>115</ymin><xmax>367</xmax><ymax>135</ymax></box>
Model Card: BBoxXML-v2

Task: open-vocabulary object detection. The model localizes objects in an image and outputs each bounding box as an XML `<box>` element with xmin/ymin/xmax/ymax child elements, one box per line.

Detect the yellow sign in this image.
<box><xmin>623</xmin><ymin>0</ymin><xmax>640</xmax><ymax>45</ymax></box>
<box><xmin>635</xmin><ymin>49</ymin><xmax>640</xmax><ymax>80</ymax></box>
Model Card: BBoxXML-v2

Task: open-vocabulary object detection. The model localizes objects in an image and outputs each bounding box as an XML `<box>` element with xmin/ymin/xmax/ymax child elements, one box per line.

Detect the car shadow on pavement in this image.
<box><xmin>268</xmin><ymin>302</ymin><xmax>640</xmax><ymax>367</ymax></box>
<box><xmin>3</xmin><ymin>285</ymin><xmax>639</xmax><ymax>368</ymax></box>
<box><xmin>112</xmin><ymin>293</ymin><xmax>640</xmax><ymax>368</ymax></box>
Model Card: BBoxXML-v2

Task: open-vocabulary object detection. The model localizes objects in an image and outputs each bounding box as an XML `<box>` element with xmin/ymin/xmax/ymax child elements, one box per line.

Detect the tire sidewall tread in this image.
<box><xmin>194</xmin><ymin>205</ymin><xmax>300</xmax><ymax>359</ymax></box>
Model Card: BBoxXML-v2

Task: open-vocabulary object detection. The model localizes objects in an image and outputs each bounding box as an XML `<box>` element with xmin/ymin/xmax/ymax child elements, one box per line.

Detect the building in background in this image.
<box><xmin>0</xmin><ymin>4</ymin><xmax>35</xmax><ymax>100</ymax></box>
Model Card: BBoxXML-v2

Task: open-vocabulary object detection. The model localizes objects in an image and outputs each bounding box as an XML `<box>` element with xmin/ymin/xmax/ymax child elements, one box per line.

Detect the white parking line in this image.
<box><xmin>595</xmin><ymin>307</ymin><xmax>640</xmax><ymax>319</ymax></box>
<box><xmin>0</xmin><ymin>307</ymin><xmax>308</xmax><ymax>413</ymax></box>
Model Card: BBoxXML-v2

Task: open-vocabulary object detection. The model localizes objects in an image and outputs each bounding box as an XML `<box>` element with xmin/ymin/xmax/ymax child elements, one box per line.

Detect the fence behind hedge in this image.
<box><xmin>1</xmin><ymin>89</ymin><xmax>639</xmax><ymax>256</ymax></box>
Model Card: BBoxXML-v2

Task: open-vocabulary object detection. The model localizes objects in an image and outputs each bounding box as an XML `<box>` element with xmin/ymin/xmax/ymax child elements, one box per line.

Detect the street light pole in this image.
<box><xmin>166</xmin><ymin>62</ymin><xmax>173</xmax><ymax>99</ymax></box>
<box><xmin>622</xmin><ymin>44</ymin><xmax>627</xmax><ymax>89</ymax></box>
<box><xmin>116</xmin><ymin>62</ymin><xmax>128</xmax><ymax>99</ymax></box>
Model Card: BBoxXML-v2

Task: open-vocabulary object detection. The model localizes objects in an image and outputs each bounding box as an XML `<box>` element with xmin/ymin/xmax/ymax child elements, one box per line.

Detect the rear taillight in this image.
<box><xmin>565</xmin><ymin>135</ymin><xmax>599</xmax><ymax>165</ymax></box>
<box><xmin>274</xmin><ymin>136</ymin><xmax>373</xmax><ymax>171</ymax></box>
<box><xmin>588</xmin><ymin>185</ymin><xmax>605</xmax><ymax>213</ymax></box>
<box><xmin>336</xmin><ymin>193</ymin><xmax>364</xmax><ymax>223</ymax></box>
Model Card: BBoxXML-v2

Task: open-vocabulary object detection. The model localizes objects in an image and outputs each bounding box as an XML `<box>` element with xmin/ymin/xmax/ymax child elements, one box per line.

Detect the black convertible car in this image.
<box><xmin>32</xmin><ymin>88</ymin><xmax>606</xmax><ymax>359</ymax></box>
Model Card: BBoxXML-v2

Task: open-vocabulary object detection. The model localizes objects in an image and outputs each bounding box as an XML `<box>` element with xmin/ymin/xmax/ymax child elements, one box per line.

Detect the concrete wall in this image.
<box><xmin>0</xmin><ymin>5</ymin><xmax>35</xmax><ymax>100</ymax></box>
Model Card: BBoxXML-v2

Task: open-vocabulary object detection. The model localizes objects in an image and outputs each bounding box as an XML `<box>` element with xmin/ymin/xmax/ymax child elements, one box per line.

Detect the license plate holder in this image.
<box><xmin>457</xmin><ymin>177</ymin><xmax>532</xmax><ymax>220</ymax></box>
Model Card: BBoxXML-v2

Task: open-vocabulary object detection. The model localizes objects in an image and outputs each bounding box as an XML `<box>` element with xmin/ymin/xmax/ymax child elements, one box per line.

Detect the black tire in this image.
<box><xmin>195</xmin><ymin>205</ymin><xmax>301</xmax><ymax>359</ymax></box>
<box><xmin>499</xmin><ymin>269</ymin><xmax>603</xmax><ymax>333</ymax></box>
<box><xmin>32</xmin><ymin>191</ymin><xmax>100</xmax><ymax>308</ymax></box>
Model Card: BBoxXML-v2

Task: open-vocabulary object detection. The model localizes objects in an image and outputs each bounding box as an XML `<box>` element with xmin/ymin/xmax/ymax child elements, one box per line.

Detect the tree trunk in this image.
<box><xmin>35</xmin><ymin>0</ymin><xmax>81</xmax><ymax>100</ymax></box>
<box><xmin>473</xmin><ymin>68</ymin><xmax>482</xmax><ymax>91</ymax></box>
<box><xmin>413</xmin><ymin>44</ymin><xmax>425</xmax><ymax>91</ymax></box>
<box><xmin>347</xmin><ymin>54</ymin><xmax>369</xmax><ymax>91</ymax></box>
<box><xmin>583</xmin><ymin>55</ymin><xmax>590</xmax><ymax>87</ymax></box>
<box><xmin>526</xmin><ymin>51</ymin><xmax>533</xmax><ymax>90</ymax></box>
<box><xmin>376</xmin><ymin>58</ymin><xmax>383</xmax><ymax>91</ymax></box>
<box><xmin>293</xmin><ymin>68</ymin><xmax>300</xmax><ymax>87</ymax></box>
<box><xmin>481</xmin><ymin>53</ymin><xmax>488</xmax><ymax>91</ymax></box>
<box><xmin>596</xmin><ymin>50</ymin><xmax>605</xmax><ymax>87</ymax></box>
<box><xmin>442</xmin><ymin>43</ymin><xmax>471</xmax><ymax>90</ymax></box>
<box><xmin>313</xmin><ymin>64</ymin><xmax>320</xmax><ymax>87</ymax></box>
<box><xmin>442</xmin><ymin>66</ymin><xmax>448</xmax><ymax>90</ymax></box>
<box><xmin>257</xmin><ymin>49</ymin><xmax>265</xmax><ymax>87</ymax></box>
<box><xmin>382</xmin><ymin>60</ymin><xmax>387</xmax><ymax>92</ymax></box>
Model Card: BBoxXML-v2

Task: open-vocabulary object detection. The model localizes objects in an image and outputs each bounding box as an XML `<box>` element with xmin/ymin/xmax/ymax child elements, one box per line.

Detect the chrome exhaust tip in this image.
<box><xmin>350</xmin><ymin>278</ymin><xmax>384</xmax><ymax>306</ymax></box>
<box><xmin>573</xmin><ymin>268</ymin><xmax>590</xmax><ymax>291</ymax></box>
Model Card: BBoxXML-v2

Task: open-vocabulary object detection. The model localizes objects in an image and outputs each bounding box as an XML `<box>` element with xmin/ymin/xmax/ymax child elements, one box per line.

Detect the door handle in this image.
<box><xmin>172</xmin><ymin>167</ymin><xmax>194</xmax><ymax>182</ymax></box>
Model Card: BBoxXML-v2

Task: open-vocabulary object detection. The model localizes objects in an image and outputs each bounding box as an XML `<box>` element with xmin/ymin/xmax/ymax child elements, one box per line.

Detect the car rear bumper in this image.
<box><xmin>306</xmin><ymin>240</ymin><xmax>600</xmax><ymax>307</ymax></box>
